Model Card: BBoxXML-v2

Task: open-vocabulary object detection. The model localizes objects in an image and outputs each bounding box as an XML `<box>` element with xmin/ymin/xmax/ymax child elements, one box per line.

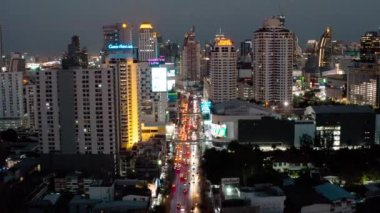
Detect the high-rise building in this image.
<box><xmin>106</xmin><ymin>57</ymin><xmax>141</xmax><ymax>150</ymax></box>
<box><xmin>253</xmin><ymin>16</ymin><xmax>294</xmax><ymax>106</ymax></box>
<box><xmin>0</xmin><ymin>71</ymin><xmax>24</xmax><ymax>130</ymax></box>
<box><xmin>138</xmin><ymin>22</ymin><xmax>158</xmax><ymax>61</ymax></box>
<box><xmin>35</xmin><ymin>68</ymin><xmax>117</xmax><ymax>154</ymax></box>
<box><xmin>360</xmin><ymin>31</ymin><xmax>380</xmax><ymax>63</ymax></box>
<box><xmin>181</xmin><ymin>26</ymin><xmax>201</xmax><ymax>82</ymax></box>
<box><xmin>240</xmin><ymin>39</ymin><xmax>252</xmax><ymax>63</ymax></box>
<box><xmin>62</xmin><ymin>35</ymin><xmax>88</xmax><ymax>69</ymax></box>
<box><xmin>210</xmin><ymin>37</ymin><xmax>238</xmax><ymax>103</ymax></box>
<box><xmin>318</xmin><ymin>27</ymin><xmax>333</xmax><ymax>71</ymax></box>
<box><xmin>348</xmin><ymin>64</ymin><xmax>380</xmax><ymax>107</ymax></box>
<box><xmin>9</xmin><ymin>53</ymin><xmax>26</xmax><ymax>72</ymax></box>
<box><xmin>103</xmin><ymin>23</ymin><xmax>133</xmax><ymax>50</ymax></box>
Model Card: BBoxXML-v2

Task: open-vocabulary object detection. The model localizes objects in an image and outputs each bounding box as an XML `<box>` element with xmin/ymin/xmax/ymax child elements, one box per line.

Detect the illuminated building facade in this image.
<box><xmin>253</xmin><ymin>16</ymin><xmax>294</xmax><ymax>106</ymax></box>
<box><xmin>181</xmin><ymin>26</ymin><xmax>201</xmax><ymax>82</ymax></box>
<box><xmin>210</xmin><ymin>37</ymin><xmax>237</xmax><ymax>103</ymax></box>
<box><xmin>360</xmin><ymin>31</ymin><xmax>380</xmax><ymax>63</ymax></box>
<box><xmin>138</xmin><ymin>22</ymin><xmax>158</xmax><ymax>61</ymax></box>
<box><xmin>103</xmin><ymin>23</ymin><xmax>133</xmax><ymax>50</ymax></box>
<box><xmin>318</xmin><ymin>27</ymin><xmax>333</xmax><ymax>71</ymax></box>
<box><xmin>348</xmin><ymin>64</ymin><xmax>380</xmax><ymax>107</ymax></box>
<box><xmin>106</xmin><ymin>58</ymin><xmax>141</xmax><ymax>150</ymax></box>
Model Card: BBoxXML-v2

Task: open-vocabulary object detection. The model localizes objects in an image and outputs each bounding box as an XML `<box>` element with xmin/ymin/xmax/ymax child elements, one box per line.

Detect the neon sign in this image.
<box><xmin>148</xmin><ymin>56</ymin><xmax>165</xmax><ymax>66</ymax></box>
<box><xmin>107</xmin><ymin>44</ymin><xmax>134</xmax><ymax>50</ymax></box>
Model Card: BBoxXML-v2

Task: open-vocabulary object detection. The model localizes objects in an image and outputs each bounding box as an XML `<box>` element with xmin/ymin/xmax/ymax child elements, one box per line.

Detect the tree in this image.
<box><xmin>300</xmin><ymin>134</ymin><xmax>313</xmax><ymax>150</ymax></box>
<box><xmin>0</xmin><ymin>129</ymin><xmax>17</xmax><ymax>142</ymax></box>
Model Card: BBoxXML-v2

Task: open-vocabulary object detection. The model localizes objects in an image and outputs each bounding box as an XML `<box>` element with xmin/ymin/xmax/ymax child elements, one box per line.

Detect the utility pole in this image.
<box><xmin>0</xmin><ymin>24</ymin><xmax>3</xmax><ymax>68</ymax></box>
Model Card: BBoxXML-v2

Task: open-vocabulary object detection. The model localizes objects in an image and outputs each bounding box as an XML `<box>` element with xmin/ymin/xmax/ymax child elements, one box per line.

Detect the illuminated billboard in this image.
<box><xmin>211</xmin><ymin>123</ymin><xmax>227</xmax><ymax>138</ymax></box>
<box><xmin>152</xmin><ymin>67</ymin><xmax>168</xmax><ymax>92</ymax></box>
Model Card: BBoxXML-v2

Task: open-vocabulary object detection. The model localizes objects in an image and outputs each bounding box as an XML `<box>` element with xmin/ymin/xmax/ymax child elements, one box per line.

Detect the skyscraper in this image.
<box><xmin>253</xmin><ymin>16</ymin><xmax>294</xmax><ymax>106</ymax></box>
<box><xmin>138</xmin><ymin>22</ymin><xmax>158</xmax><ymax>61</ymax></box>
<box><xmin>210</xmin><ymin>37</ymin><xmax>238</xmax><ymax>103</ymax></box>
<box><xmin>103</xmin><ymin>23</ymin><xmax>133</xmax><ymax>49</ymax></box>
<box><xmin>62</xmin><ymin>35</ymin><xmax>88</xmax><ymax>69</ymax></box>
<box><xmin>181</xmin><ymin>26</ymin><xmax>201</xmax><ymax>82</ymax></box>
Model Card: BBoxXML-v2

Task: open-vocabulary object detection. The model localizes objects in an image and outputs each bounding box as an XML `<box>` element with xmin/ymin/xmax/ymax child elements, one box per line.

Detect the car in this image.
<box><xmin>180</xmin><ymin>207</ymin><xmax>186</xmax><ymax>212</ymax></box>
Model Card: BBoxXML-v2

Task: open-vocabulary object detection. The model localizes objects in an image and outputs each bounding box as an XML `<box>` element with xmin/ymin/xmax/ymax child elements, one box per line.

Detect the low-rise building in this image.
<box><xmin>239</xmin><ymin>184</ymin><xmax>285</xmax><ymax>213</ymax></box>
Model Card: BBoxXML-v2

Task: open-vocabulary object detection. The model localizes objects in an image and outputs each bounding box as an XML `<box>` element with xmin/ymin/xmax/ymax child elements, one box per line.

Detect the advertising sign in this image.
<box><xmin>152</xmin><ymin>67</ymin><xmax>168</xmax><ymax>92</ymax></box>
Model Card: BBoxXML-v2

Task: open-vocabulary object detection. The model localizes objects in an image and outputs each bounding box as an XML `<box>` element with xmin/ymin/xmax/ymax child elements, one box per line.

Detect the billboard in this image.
<box><xmin>211</xmin><ymin>123</ymin><xmax>227</xmax><ymax>138</ymax></box>
<box><xmin>152</xmin><ymin>67</ymin><xmax>168</xmax><ymax>92</ymax></box>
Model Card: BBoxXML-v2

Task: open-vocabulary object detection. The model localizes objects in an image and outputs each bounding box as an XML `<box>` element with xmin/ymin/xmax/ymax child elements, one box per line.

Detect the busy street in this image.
<box><xmin>170</xmin><ymin>93</ymin><xmax>202</xmax><ymax>213</ymax></box>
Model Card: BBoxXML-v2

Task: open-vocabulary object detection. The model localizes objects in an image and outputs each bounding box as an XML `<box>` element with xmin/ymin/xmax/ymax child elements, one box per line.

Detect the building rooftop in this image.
<box><xmin>314</xmin><ymin>183</ymin><xmax>354</xmax><ymax>202</ymax></box>
<box><xmin>309</xmin><ymin>105</ymin><xmax>374</xmax><ymax>114</ymax></box>
<box><xmin>140</xmin><ymin>22</ymin><xmax>153</xmax><ymax>30</ymax></box>
<box><xmin>213</xmin><ymin>100</ymin><xmax>279</xmax><ymax>117</ymax></box>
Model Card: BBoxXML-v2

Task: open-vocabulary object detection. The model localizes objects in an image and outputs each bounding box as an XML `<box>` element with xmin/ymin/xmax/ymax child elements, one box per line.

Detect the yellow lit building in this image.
<box><xmin>107</xmin><ymin>58</ymin><xmax>141</xmax><ymax>150</ymax></box>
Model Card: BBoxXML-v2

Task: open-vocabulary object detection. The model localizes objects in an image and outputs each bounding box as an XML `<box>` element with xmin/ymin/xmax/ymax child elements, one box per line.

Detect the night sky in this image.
<box><xmin>1</xmin><ymin>0</ymin><xmax>379</xmax><ymax>55</ymax></box>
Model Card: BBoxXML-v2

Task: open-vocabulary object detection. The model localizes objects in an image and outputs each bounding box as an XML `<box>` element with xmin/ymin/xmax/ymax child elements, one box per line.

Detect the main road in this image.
<box><xmin>170</xmin><ymin>93</ymin><xmax>202</xmax><ymax>213</ymax></box>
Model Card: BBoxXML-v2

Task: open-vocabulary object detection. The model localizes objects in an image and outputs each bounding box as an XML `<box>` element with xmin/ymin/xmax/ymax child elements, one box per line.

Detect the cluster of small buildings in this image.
<box><xmin>211</xmin><ymin>177</ymin><xmax>358</xmax><ymax>213</ymax></box>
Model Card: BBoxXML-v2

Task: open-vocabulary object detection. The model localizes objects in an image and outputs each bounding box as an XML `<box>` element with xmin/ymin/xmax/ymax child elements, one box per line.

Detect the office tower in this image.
<box><xmin>35</xmin><ymin>69</ymin><xmax>117</xmax><ymax>154</ymax></box>
<box><xmin>159</xmin><ymin>40</ymin><xmax>180</xmax><ymax>63</ymax></box>
<box><xmin>210</xmin><ymin>37</ymin><xmax>238</xmax><ymax>103</ymax></box>
<box><xmin>62</xmin><ymin>35</ymin><xmax>88</xmax><ymax>69</ymax></box>
<box><xmin>253</xmin><ymin>16</ymin><xmax>294</xmax><ymax>106</ymax></box>
<box><xmin>103</xmin><ymin>23</ymin><xmax>133</xmax><ymax>49</ymax></box>
<box><xmin>240</xmin><ymin>39</ymin><xmax>252</xmax><ymax>63</ymax></box>
<box><xmin>9</xmin><ymin>53</ymin><xmax>26</xmax><ymax>72</ymax></box>
<box><xmin>138</xmin><ymin>22</ymin><xmax>158</xmax><ymax>61</ymax></box>
<box><xmin>181</xmin><ymin>26</ymin><xmax>201</xmax><ymax>82</ymax></box>
<box><xmin>0</xmin><ymin>71</ymin><xmax>24</xmax><ymax>130</ymax></box>
<box><xmin>360</xmin><ymin>31</ymin><xmax>380</xmax><ymax>63</ymax></box>
<box><xmin>318</xmin><ymin>27</ymin><xmax>333</xmax><ymax>71</ymax></box>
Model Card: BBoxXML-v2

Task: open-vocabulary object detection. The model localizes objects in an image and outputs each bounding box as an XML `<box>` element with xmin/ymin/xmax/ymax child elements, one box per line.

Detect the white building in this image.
<box><xmin>210</xmin><ymin>37</ymin><xmax>238</xmax><ymax>104</ymax></box>
<box><xmin>35</xmin><ymin>69</ymin><xmax>117</xmax><ymax>154</ymax></box>
<box><xmin>0</xmin><ymin>71</ymin><xmax>24</xmax><ymax>130</ymax></box>
<box><xmin>138</xmin><ymin>22</ymin><xmax>158</xmax><ymax>61</ymax></box>
<box><xmin>253</xmin><ymin>16</ymin><xmax>294</xmax><ymax>106</ymax></box>
<box><xmin>74</xmin><ymin>69</ymin><xmax>117</xmax><ymax>154</ymax></box>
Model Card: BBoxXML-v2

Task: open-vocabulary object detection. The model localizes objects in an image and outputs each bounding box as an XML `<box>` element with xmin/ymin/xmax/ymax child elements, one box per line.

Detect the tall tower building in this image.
<box><xmin>210</xmin><ymin>37</ymin><xmax>238</xmax><ymax>103</ymax></box>
<box><xmin>35</xmin><ymin>69</ymin><xmax>117</xmax><ymax>154</ymax></box>
<box><xmin>103</xmin><ymin>23</ymin><xmax>133</xmax><ymax>49</ymax></box>
<box><xmin>181</xmin><ymin>26</ymin><xmax>201</xmax><ymax>82</ymax></box>
<box><xmin>138</xmin><ymin>22</ymin><xmax>158</xmax><ymax>61</ymax></box>
<box><xmin>253</xmin><ymin>16</ymin><xmax>294</xmax><ymax>106</ymax></box>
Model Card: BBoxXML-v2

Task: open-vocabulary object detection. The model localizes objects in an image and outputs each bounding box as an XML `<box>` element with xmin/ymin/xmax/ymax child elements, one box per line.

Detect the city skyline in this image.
<box><xmin>1</xmin><ymin>0</ymin><xmax>380</xmax><ymax>55</ymax></box>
